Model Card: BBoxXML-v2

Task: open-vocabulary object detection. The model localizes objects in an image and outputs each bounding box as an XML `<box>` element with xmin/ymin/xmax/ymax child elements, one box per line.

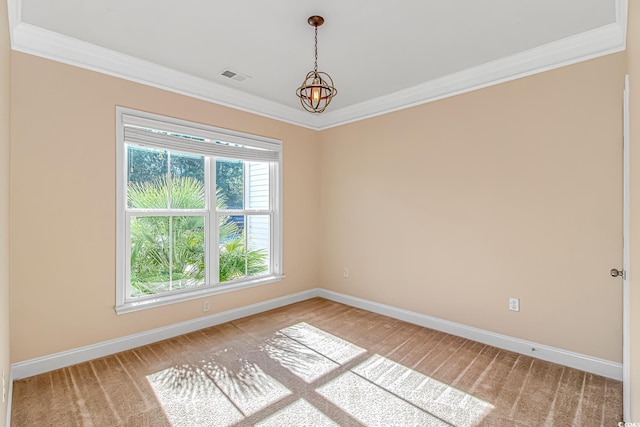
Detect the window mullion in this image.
<box><xmin>128</xmin><ymin>209</ymin><xmax>206</xmax><ymax>216</ymax></box>
<box><xmin>243</xmin><ymin>162</ymin><xmax>248</xmax><ymax>277</ymax></box>
<box><xmin>209</xmin><ymin>157</ymin><xmax>219</xmax><ymax>285</ymax></box>
<box><xmin>124</xmin><ymin>211</ymin><xmax>132</xmax><ymax>303</ymax></box>
<box><xmin>244</xmin><ymin>214</ymin><xmax>248</xmax><ymax>277</ymax></box>
<box><xmin>272</xmin><ymin>161</ymin><xmax>281</xmax><ymax>275</ymax></box>
<box><xmin>167</xmin><ymin>152</ymin><xmax>172</xmax><ymax>209</ymax></box>
<box><xmin>167</xmin><ymin>152</ymin><xmax>173</xmax><ymax>292</ymax></box>
<box><xmin>169</xmin><ymin>215</ymin><xmax>173</xmax><ymax>292</ymax></box>
<box><xmin>217</xmin><ymin>209</ymin><xmax>272</xmax><ymax>215</ymax></box>
<box><xmin>204</xmin><ymin>156</ymin><xmax>210</xmax><ymax>288</ymax></box>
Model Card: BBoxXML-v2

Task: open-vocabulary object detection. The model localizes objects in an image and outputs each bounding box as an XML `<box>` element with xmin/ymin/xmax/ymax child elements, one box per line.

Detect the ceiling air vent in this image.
<box><xmin>220</xmin><ymin>69</ymin><xmax>251</xmax><ymax>82</ymax></box>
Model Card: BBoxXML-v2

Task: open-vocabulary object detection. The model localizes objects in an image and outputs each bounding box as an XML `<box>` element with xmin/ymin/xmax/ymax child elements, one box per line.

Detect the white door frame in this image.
<box><xmin>623</xmin><ymin>73</ymin><xmax>630</xmax><ymax>422</ymax></box>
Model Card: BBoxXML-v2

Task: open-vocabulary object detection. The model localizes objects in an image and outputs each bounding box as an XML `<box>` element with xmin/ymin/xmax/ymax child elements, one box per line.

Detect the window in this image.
<box><xmin>116</xmin><ymin>107</ymin><xmax>282</xmax><ymax>314</ymax></box>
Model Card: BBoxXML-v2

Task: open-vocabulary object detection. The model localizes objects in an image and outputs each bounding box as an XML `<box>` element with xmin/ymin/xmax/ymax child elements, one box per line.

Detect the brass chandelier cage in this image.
<box><xmin>295</xmin><ymin>15</ymin><xmax>338</xmax><ymax>113</ymax></box>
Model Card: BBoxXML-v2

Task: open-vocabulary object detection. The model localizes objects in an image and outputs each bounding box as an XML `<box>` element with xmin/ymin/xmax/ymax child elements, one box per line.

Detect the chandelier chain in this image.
<box><xmin>314</xmin><ymin>25</ymin><xmax>318</xmax><ymax>73</ymax></box>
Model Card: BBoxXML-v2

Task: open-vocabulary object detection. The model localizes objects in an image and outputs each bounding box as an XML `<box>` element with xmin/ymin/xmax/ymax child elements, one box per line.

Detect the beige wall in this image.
<box><xmin>0</xmin><ymin>0</ymin><xmax>9</xmax><ymax>424</ymax></box>
<box><xmin>320</xmin><ymin>53</ymin><xmax>626</xmax><ymax>362</ymax></box>
<box><xmin>9</xmin><ymin>52</ymin><xmax>321</xmax><ymax>362</ymax></box>
<box><xmin>628</xmin><ymin>0</ymin><xmax>640</xmax><ymax>420</ymax></box>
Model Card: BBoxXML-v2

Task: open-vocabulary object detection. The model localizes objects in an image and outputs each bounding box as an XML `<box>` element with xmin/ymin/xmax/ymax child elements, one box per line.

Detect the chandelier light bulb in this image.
<box><xmin>311</xmin><ymin>80</ymin><xmax>321</xmax><ymax>104</ymax></box>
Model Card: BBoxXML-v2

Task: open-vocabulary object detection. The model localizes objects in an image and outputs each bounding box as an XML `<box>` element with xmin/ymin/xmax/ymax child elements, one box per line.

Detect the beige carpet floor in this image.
<box><xmin>11</xmin><ymin>297</ymin><xmax>622</xmax><ymax>426</ymax></box>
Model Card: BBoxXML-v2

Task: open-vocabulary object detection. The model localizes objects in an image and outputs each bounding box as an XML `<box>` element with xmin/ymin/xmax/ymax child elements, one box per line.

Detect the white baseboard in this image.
<box><xmin>11</xmin><ymin>289</ymin><xmax>320</xmax><ymax>380</ymax></box>
<box><xmin>317</xmin><ymin>289</ymin><xmax>622</xmax><ymax>380</ymax></box>
<box><xmin>10</xmin><ymin>287</ymin><xmax>622</xmax><ymax>382</ymax></box>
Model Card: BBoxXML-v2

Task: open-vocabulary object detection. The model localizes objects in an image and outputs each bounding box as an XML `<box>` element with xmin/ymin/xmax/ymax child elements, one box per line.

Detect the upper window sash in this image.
<box><xmin>126</xmin><ymin>209</ymin><xmax>207</xmax><ymax>216</ymax></box>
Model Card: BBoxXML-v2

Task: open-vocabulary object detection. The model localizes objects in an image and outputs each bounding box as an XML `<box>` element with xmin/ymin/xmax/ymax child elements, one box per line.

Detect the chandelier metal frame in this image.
<box><xmin>295</xmin><ymin>16</ymin><xmax>338</xmax><ymax>113</ymax></box>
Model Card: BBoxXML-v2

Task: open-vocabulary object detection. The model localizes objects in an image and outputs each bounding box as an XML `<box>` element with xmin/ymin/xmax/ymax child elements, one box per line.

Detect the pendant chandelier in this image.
<box><xmin>296</xmin><ymin>15</ymin><xmax>337</xmax><ymax>113</ymax></box>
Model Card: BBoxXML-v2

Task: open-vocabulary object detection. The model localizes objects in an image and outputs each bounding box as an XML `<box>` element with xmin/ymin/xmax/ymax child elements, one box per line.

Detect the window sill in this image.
<box><xmin>115</xmin><ymin>275</ymin><xmax>284</xmax><ymax>315</ymax></box>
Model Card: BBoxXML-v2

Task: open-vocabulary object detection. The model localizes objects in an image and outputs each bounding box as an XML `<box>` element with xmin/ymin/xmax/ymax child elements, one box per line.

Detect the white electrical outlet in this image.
<box><xmin>509</xmin><ymin>297</ymin><xmax>520</xmax><ymax>312</ymax></box>
<box><xmin>343</xmin><ymin>268</ymin><xmax>349</xmax><ymax>278</ymax></box>
<box><xmin>203</xmin><ymin>300</ymin><xmax>211</xmax><ymax>313</ymax></box>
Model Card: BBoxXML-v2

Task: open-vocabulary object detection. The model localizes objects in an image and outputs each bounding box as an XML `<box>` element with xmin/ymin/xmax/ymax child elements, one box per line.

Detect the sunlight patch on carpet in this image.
<box><xmin>317</xmin><ymin>371</ymin><xmax>450</xmax><ymax>426</ymax></box>
<box><xmin>147</xmin><ymin>365</ymin><xmax>244</xmax><ymax>427</ymax></box>
<box><xmin>353</xmin><ymin>355</ymin><xmax>493</xmax><ymax>426</ymax></box>
<box><xmin>200</xmin><ymin>358</ymin><xmax>291</xmax><ymax>416</ymax></box>
<box><xmin>147</xmin><ymin>323</ymin><xmax>493</xmax><ymax>426</ymax></box>
<box><xmin>263</xmin><ymin>332</ymin><xmax>340</xmax><ymax>382</ymax></box>
<box><xmin>263</xmin><ymin>322</ymin><xmax>366</xmax><ymax>382</ymax></box>
<box><xmin>255</xmin><ymin>399</ymin><xmax>339</xmax><ymax>427</ymax></box>
<box><xmin>147</xmin><ymin>359</ymin><xmax>291</xmax><ymax>427</ymax></box>
<box><xmin>281</xmin><ymin>322</ymin><xmax>366</xmax><ymax>364</ymax></box>
<box><xmin>316</xmin><ymin>355</ymin><xmax>494</xmax><ymax>427</ymax></box>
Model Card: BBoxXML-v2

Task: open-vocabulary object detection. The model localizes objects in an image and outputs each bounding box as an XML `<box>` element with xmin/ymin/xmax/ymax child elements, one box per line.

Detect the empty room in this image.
<box><xmin>2</xmin><ymin>0</ymin><xmax>640</xmax><ymax>425</ymax></box>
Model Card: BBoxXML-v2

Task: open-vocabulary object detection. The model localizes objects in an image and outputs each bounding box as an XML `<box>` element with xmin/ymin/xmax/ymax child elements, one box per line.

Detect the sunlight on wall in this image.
<box><xmin>147</xmin><ymin>322</ymin><xmax>493</xmax><ymax>426</ymax></box>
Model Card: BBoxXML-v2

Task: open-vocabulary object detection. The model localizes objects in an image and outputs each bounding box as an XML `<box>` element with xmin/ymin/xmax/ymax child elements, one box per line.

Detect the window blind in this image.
<box><xmin>122</xmin><ymin>114</ymin><xmax>281</xmax><ymax>162</ymax></box>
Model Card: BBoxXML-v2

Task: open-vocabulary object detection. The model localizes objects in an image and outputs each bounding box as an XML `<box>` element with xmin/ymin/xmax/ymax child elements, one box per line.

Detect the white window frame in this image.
<box><xmin>115</xmin><ymin>107</ymin><xmax>283</xmax><ymax>314</ymax></box>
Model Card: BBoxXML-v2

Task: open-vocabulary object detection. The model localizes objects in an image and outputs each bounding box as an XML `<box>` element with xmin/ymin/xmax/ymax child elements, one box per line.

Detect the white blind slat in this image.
<box><xmin>123</xmin><ymin>126</ymin><xmax>280</xmax><ymax>162</ymax></box>
<box><xmin>122</xmin><ymin>113</ymin><xmax>281</xmax><ymax>153</ymax></box>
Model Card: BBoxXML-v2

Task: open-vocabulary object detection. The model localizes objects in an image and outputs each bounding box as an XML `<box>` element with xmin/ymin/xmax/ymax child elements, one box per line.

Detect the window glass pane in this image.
<box><xmin>216</xmin><ymin>158</ymin><xmax>244</xmax><ymax>210</ymax></box>
<box><xmin>219</xmin><ymin>215</ymin><xmax>246</xmax><ymax>282</ymax></box>
<box><xmin>170</xmin><ymin>152</ymin><xmax>205</xmax><ymax>209</ymax></box>
<box><xmin>229</xmin><ymin>215</ymin><xmax>245</xmax><ymax>236</ymax></box>
<box><xmin>247</xmin><ymin>162</ymin><xmax>270</xmax><ymax>210</ymax></box>
<box><xmin>127</xmin><ymin>146</ymin><xmax>168</xmax><ymax>209</ymax></box>
<box><xmin>247</xmin><ymin>215</ymin><xmax>270</xmax><ymax>276</ymax></box>
<box><xmin>130</xmin><ymin>216</ymin><xmax>170</xmax><ymax>297</ymax></box>
<box><xmin>172</xmin><ymin>216</ymin><xmax>205</xmax><ymax>289</ymax></box>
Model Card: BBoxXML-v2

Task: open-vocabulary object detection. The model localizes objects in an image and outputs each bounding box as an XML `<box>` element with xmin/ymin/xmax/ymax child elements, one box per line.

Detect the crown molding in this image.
<box><xmin>6</xmin><ymin>0</ymin><xmax>19</xmax><ymax>48</ymax></box>
<box><xmin>7</xmin><ymin>0</ymin><xmax>627</xmax><ymax>131</ymax></box>
<box><xmin>616</xmin><ymin>0</ymin><xmax>628</xmax><ymax>50</ymax></box>
<box><xmin>9</xmin><ymin>22</ymin><xmax>321</xmax><ymax>130</ymax></box>
<box><xmin>316</xmin><ymin>21</ymin><xmax>626</xmax><ymax>129</ymax></box>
